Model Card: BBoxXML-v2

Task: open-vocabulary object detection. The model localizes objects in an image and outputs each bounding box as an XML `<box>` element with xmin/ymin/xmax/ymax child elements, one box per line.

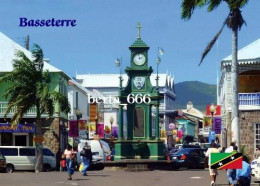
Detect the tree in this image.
<box><xmin>181</xmin><ymin>0</ymin><xmax>249</xmax><ymax>152</ymax></box>
<box><xmin>0</xmin><ymin>44</ymin><xmax>70</xmax><ymax>172</ymax></box>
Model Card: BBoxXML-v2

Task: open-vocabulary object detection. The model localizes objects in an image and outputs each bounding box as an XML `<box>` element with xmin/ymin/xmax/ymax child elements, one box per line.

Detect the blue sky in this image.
<box><xmin>1</xmin><ymin>0</ymin><xmax>260</xmax><ymax>84</ymax></box>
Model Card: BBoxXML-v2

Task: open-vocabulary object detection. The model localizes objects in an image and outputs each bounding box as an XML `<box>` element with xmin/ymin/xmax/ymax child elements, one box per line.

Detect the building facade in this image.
<box><xmin>0</xmin><ymin>32</ymin><xmax>70</xmax><ymax>154</ymax></box>
<box><xmin>218</xmin><ymin>38</ymin><xmax>260</xmax><ymax>157</ymax></box>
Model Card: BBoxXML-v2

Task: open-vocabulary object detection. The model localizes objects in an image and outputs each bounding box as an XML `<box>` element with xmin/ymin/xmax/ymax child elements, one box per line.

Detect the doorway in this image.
<box><xmin>13</xmin><ymin>134</ymin><xmax>28</xmax><ymax>146</ymax></box>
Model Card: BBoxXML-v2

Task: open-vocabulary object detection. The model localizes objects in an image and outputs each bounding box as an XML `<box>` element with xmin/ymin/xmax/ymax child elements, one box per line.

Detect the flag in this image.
<box><xmin>210</xmin><ymin>153</ymin><xmax>242</xmax><ymax>169</ymax></box>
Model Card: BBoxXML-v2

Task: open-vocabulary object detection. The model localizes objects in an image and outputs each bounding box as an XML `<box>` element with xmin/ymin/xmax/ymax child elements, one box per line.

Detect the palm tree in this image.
<box><xmin>0</xmin><ymin>44</ymin><xmax>70</xmax><ymax>172</ymax></box>
<box><xmin>181</xmin><ymin>0</ymin><xmax>249</xmax><ymax>152</ymax></box>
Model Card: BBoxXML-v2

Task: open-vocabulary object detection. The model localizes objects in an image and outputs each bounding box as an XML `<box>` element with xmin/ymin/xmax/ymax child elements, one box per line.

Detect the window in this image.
<box><xmin>255</xmin><ymin>123</ymin><xmax>260</xmax><ymax>152</ymax></box>
<box><xmin>0</xmin><ymin>148</ymin><xmax>18</xmax><ymax>156</ymax></box>
<box><xmin>20</xmin><ymin>148</ymin><xmax>35</xmax><ymax>156</ymax></box>
<box><xmin>43</xmin><ymin>148</ymin><xmax>54</xmax><ymax>156</ymax></box>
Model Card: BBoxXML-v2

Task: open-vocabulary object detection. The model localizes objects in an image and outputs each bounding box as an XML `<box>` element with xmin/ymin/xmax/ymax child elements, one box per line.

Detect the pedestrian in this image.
<box><xmin>225</xmin><ymin>142</ymin><xmax>235</xmax><ymax>153</ymax></box>
<box><xmin>64</xmin><ymin>145</ymin><xmax>76</xmax><ymax>180</ymax></box>
<box><xmin>60</xmin><ymin>154</ymin><xmax>67</xmax><ymax>172</ymax></box>
<box><xmin>206</xmin><ymin>143</ymin><xmax>221</xmax><ymax>186</ymax></box>
<box><xmin>79</xmin><ymin>142</ymin><xmax>92</xmax><ymax>176</ymax></box>
<box><xmin>231</xmin><ymin>156</ymin><xmax>251</xmax><ymax>186</ymax></box>
<box><xmin>215</xmin><ymin>137</ymin><xmax>220</xmax><ymax>148</ymax></box>
<box><xmin>227</xmin><ymin>146</ymin><xmax>238</xmax><ymax>185</ymax></box>
<box><xmin>254</xmin><ymin>147</ymin><xmax>260</xmax><ymax>159</ymax></box>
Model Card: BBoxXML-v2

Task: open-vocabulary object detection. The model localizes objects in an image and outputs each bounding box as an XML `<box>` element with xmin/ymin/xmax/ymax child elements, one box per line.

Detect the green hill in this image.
<box><xmin>174</xmin><ymin>81</ymin><xmax>217</xmax><ymax>111</ymax></box>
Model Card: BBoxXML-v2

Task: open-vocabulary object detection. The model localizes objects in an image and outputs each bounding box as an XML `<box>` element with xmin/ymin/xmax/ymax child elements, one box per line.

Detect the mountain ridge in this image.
<box><xmin>174</xmin><ymin>81</ymin><xmax>217</xmax><ymax>111</ymax></box>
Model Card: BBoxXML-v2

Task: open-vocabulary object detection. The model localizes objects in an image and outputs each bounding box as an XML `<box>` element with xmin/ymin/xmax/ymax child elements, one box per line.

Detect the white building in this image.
<box><xmin>76</xmin><ymin>73</ymin><xmax>176</xmax><ymax>132</ymax></box>
<box><xmin>218</xmin><ymin>38</ymin><xmax>260</xmax><ymax>155</ymax></box>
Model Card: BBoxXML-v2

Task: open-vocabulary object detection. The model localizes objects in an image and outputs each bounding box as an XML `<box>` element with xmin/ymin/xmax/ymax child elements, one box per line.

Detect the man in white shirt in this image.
<box><xmin>225</xmin><ymin>142</ymin><xmax>235</xmax><ymax>153</ymax></box>
<box><xmin>206</xmin><ymin>143</ymin><xmax>221</xmax><ymax>186</ymax></box>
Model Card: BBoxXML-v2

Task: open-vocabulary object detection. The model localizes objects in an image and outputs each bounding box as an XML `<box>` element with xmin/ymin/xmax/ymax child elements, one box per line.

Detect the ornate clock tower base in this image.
<box><xmin>114</xmin><ymin>140</ymin><xmax>165</xmax><ymax>160</ymax></box>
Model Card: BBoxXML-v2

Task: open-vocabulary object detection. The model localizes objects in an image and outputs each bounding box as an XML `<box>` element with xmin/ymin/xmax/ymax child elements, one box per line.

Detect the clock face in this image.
<box><xmin>133</xmin><ymin>53</ymin><xmax>146</xmax><ymax>66</ymax></box>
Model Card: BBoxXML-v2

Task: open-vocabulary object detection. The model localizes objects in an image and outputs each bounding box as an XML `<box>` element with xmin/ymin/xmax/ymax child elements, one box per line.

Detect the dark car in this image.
<box><xmin>170</xmin><ymin>148</ymin><xmax>206</xmax><ymax>169</ymax></box>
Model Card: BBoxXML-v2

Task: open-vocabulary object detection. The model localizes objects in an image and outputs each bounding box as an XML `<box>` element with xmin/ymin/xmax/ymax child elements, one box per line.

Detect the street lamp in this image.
<box><xmin>115</xmin><ymin>57</ymin><xmax>123</xmax><ymax>90</ymax></box>
<box><xmin>209</xmin><ymin>103</ymin><xmax>216</xmax><ymax>128</ymax></box>
<box><xmin>156</xmin><ymin>47</ymin><xmax>164</xmax><ymax>89</ymax></box>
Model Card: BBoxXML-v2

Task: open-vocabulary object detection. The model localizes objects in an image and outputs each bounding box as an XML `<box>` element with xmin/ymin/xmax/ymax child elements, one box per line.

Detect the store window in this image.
<box><xmin>254</xmin><ymin>123</ymin><xmax>260</xmax><ymax>152</ymax></box>
<box><xmin>1</xmin><ymin>133</ymin><xmax>12</xmax><ymax>146</ymax></box>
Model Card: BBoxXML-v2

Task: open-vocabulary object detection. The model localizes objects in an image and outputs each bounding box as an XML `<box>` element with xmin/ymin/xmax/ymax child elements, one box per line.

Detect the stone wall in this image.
<box><xmin>42</xmin><ymin>117</ymin><xmax>68</xmax><ymax>154</ymax></box>
<box><xmin>225</xmin><ymin>110</ymin><xmax>260</xmax><ymax>159</ymax></box>
<box><xmin>239</xmin><ymin>110</ymin><xmax>260</xmax><ymax>159</ymax></box>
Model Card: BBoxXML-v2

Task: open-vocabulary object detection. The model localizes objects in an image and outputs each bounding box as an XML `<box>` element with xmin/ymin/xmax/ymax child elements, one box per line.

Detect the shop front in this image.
<box><xmin>0</xmin><ymin>123</ymin><xmax>34</xmax><ymax>146</ymax></box>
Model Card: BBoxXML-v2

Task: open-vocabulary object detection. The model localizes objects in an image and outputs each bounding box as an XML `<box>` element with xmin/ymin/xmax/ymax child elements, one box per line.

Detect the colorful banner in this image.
<box><xmin>206</xmin><ymin>105</ymin><xmax>221</xmax><ymax>116</ymax></box>
<box><xmin>0</xmin><ymin>123</ymin><xmax>34</xmax><ymax>133</ymax></box>
<box><xmin>96</xmin><ymin>123</ymin><xmax>104</xmax><ymax>138</ymax></box>
<box><xmin>111</xmin><ymin>126</ymin><xmax>118</xmax><ymax>138</ymax></box>
<box><xmin>203</xmin><ymin>116</ymin><xmax>212</xmax><ymax>128</ymax></box>
<box><xmin>213</xmin><ymin>117</ymin><xmax>222</xmax><ymax>134</ymax></box>
<box><xmin>177</xmin><ymin>130</ymin><xmax>182</xmax><ymax>138</ymax></box>
<box><xmin>69</xmin><ymin>120</ymin><xmax>78</xmax><ymax>137</ymax></box>
<box><xmin>88</xmin><ymin>122</ymin><xmax>96</xmax><ymax>134</ymax></box>
<box><xmin>210</xmin><ymin>153</ymin><xmax>242</xmax><ymax>169</ymax></box>
<box><xmin>78</xmin><ymin>120</ymin><xmax>87</xmax><ymax>130</ymax></box>
<box><xmin>208</xmin><ymin>130</ymin><xmax>215</xmax><ymax>143</ymax></box>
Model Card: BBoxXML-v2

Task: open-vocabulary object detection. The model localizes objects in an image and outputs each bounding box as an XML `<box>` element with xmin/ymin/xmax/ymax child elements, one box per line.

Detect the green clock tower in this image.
<box><xmin>115</xmin><ymin>22</ymin><xmax>165</xmax><ymax>160</ymax></box>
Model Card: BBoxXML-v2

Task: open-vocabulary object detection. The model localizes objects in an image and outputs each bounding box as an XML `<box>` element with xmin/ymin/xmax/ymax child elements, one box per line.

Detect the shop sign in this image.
<box><xmin>213</xmin><ymin>117</ymin><xmax>222</xmax><ymax>134</ymax></box>
<box><xmin>0</xmin><ymin>123</ymin><xmax>34</xmax><ymax>133</ymax></box>
<box><xmin>33</xmin><ymin>136</ymin><xmax>44</xmax><ymax>142</ymax></box>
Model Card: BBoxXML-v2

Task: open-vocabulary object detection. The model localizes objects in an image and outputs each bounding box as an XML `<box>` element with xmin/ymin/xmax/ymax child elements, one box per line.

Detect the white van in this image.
<box><xmin>77</xmin><ymin>140</ymin><xmax>105</xmax><ymax>170</ymax></box>
<box><xmin>0</xmin><ymin>146</ymin><xmax>56</xmax><ymax>173</ymax></box>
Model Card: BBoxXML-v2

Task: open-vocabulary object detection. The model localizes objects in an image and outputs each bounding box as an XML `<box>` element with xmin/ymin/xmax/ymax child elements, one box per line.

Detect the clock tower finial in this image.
<box><xmin>137</xmin><ymin>22</ymin><xmax>141</xmax><ymax>39</ymax></box>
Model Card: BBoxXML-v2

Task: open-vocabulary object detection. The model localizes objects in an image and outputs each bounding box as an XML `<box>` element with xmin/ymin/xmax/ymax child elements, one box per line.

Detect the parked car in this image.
<box><xmin>77</xmin><ymin>139</ymin><xmax>105</xmax><ymax>170</ymax></box>
<box><xmin>0</xmin><ymin>151</ymin><xmax>6</xmax><ymax>172</ymax></box>
<box><xmin>252</xmin><ymin>158</ymin><xmax>259</xmax><ymax>176</ymax></box>
<box><xmin>170</xmin><ymin>148</ymin><xmax>206</xmax><ymax>169</ymax></box>
<box><xmin>100</xmin><ymin>140</ymin><xmax>111</xmax><ymax>160</ymax></box>
<box><xmin>200</xmin><ymin>143</ymin><xmax>211</xmax><ymax>150</ymax></box>
<box><xmin>0</xmin><ymin>146</ymin><xmax>56</xmax><ymax>173</ymax></box>
<box><xmin>106</xmin><ymin>149</ymin><xmax>115</xmax><ymax>161</ymax></box>
<box><xmin>182</xmin><ymin>145</ymin><xmax>201</xmax><ymax>149</ymax></box>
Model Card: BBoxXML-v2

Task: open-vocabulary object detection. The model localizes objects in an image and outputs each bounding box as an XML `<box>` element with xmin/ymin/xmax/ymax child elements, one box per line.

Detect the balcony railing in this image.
<box><xmin>239</xmin><ymin>93</ymin><xmax>260</xmax><ymax>106</ymax></box>
<box><xmin>0</xmin><ymin>102</ymin><xmax>47</xmax><ymax>118</ymax></box>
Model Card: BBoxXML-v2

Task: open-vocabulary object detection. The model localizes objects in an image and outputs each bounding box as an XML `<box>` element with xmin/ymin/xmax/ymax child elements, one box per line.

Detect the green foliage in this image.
<box><xmin>181</xmin><ymin>0</ymin><xmax>248</xmax><ymax>65</ymax></box>
<box><xmin>174</xmin><ymin>81</ymin><xmax>216</xmax><ymax>111</ymax></box>
<box><xmin>0</xmin><ymin>44</ymin><xmax>70</xmax><ymax>124</ymax></box>
<box><xmin>241</xmin><ymin>145</ymin><xmax>251</xmax><ymax>163</ymax></box>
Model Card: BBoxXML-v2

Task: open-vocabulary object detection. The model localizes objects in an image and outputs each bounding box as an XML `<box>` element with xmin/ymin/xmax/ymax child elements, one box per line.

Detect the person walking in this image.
<box><xmin>231</xmin><ymin>156</ymin><xmax>251</xmax><ymax>186</ymax></box>
<box><xmin>79</xmin><ymin>142</ymin><xmax>92</xmax><ymax>176</ymax></box>
<box><xmin>64</xmin><ymin>145</ymin><xmax>76</xmax><ymax>180</ymax></box>
<box><xmin>227</xmin><ymin>146</ymin><xmax>238</xmax><ymax>185</ymax></box>
<box><xmin>225</xmin><ymin>142</ymin><xmax>235</xmax><ymax>153</ymax></box>
<box><xmin>60</xmin><ymin>154</ymin><xmax>67</xmax><ymax>172</ymax></box>
<box><xmin>226</xmin><ymin>143</ymin><xmax>236</xmax><ymax>185</ymax></box>
<box><xmin>206</xmin><ymin>143</ymin><xmax>221</xmax><ymax>186</ymax></box>
<box><xmin>254</xmin><ymin>147</ymin><xmax>260</xmax><ymax>159</ymax></box>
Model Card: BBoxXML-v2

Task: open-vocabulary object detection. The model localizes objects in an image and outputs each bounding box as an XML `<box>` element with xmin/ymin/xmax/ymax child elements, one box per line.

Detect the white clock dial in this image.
<box><xmin>133</xmin><ymin>53</ymin><xmax>146</xmax><ymax>66</ymax></box>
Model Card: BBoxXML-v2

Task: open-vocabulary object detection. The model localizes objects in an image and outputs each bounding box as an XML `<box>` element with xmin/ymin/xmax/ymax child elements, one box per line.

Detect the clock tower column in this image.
<box><xmin>114</xmin><ymin>22</ymin><xmax>165</xmax><ymax>160</ymax></box>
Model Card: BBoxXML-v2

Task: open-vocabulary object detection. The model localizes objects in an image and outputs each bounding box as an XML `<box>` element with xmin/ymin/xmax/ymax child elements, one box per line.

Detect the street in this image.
<box><xmin>1</xmin><ymin>169</ymin><xmax>260</xmax><ymax>186</ymax></box>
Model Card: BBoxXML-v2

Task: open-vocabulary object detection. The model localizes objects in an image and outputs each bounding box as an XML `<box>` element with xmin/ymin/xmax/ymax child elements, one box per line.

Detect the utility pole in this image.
<box><xmin>26</xmin><ymin>35</ymin><xmax>29</xmax><ymax>50</ymax></box>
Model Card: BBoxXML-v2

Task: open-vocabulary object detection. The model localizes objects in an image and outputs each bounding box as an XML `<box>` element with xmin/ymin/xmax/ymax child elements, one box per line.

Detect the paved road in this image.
<box><xmin>1</xmin><ymin>169</ymin><xmax>260</xmax><ymax>186</ymax></box>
